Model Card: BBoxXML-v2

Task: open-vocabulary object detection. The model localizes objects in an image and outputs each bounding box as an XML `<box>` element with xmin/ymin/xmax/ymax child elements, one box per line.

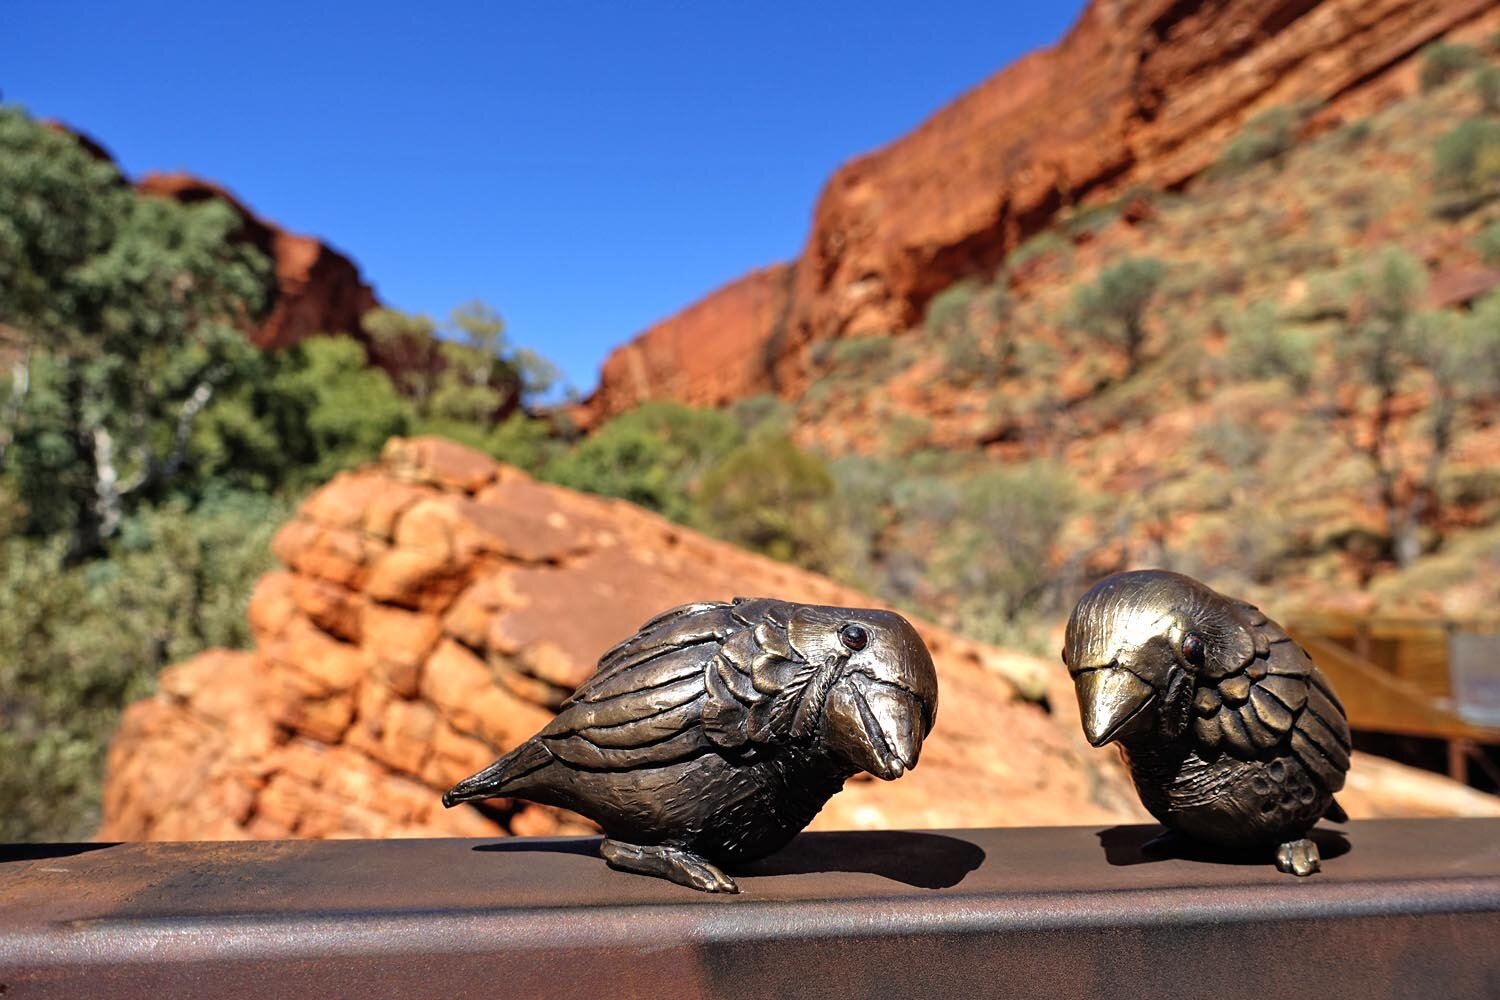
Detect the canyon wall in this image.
<box><xmin>583</xmin><ymin>0</ymin><xmax>1498</xmax><ymax>420</ymax></box>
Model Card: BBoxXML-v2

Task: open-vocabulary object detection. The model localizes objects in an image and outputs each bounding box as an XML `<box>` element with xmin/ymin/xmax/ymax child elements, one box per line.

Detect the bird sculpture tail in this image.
<box><xmin>1324</xmin><ymin>797</ymin><xmax>1348</xmax><ymax>823</ymax></box>
<box><xmin>442</xmin><ymin>739</ymin><xmax>552</xmax><ymax>808</ymax></box>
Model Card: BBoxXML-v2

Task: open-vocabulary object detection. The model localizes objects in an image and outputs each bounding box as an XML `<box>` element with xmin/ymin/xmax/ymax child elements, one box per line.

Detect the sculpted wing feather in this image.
<box><xmin>1193</xmin><ymin>611</ymin><xmax>1351</xmax><ymax>800</ymax></box>
<box><xmin>704</xmin><ymin>604</ymin><xmax>815</xmax><ymax>750</ymax></box>
<box><xmin>1289</xmin><ymin>665</ymin><xmax>1352</xmax><ymax>792</ymax></box>
<box><xmin>1196</xmin><ymin>617</ymin><xmax>1313</xmax><ymax>757</ymax></box>
<box><xmin>536</xmin><ymin>602</ymin><xmax>743</xmax><ymax>771</ymax></box>
<box><xmin>566</xmin><ymin>603</ymin><xmax>738</xmax><ymax>706</ymax></box>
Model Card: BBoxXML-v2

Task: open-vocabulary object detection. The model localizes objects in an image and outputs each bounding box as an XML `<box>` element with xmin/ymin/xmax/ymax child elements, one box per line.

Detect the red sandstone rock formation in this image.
<box><xmin>583</xmin><ymin>0</ymin><xmax>1498</xmax><ymax>421</ymax></box>
<box><xmin>99</xmin><ymin>437</ymin><xmax>1500</xmax><ymax>841</ymax></box>
<box><xmin>136</xmin><ymin>173</ymin><xmax>378</xmax><ymax>350</ymax></box>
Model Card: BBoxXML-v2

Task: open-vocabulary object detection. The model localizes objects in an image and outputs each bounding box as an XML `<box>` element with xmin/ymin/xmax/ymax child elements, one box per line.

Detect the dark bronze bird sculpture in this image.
<box><xmin>1062</xmin><ymin>570</ymin><xmax>1351</xmax><ymax>875</ymax></box>
<box><xmin>444</xmin><ymin>597</ymin><xmax>939</xmax><ymax>892</ymax></box>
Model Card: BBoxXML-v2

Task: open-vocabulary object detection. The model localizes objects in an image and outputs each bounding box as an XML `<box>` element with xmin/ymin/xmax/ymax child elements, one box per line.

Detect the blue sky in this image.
<box><xmin>6</xmin><ymin>2</ymin><xmax>1084</xmax><ymax>393</ymax></box>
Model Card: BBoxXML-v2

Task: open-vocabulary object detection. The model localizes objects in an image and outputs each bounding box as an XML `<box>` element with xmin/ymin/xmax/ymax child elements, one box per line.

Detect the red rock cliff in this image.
<box><xmin>584</xmin><ymin>0</ymin><xmax>1495</xmax><ymax>420</ymax></box>
<box><xmin>137</xmin><ymin>173</ymin><xmax>378</xmax><ymax>350</ymax></box>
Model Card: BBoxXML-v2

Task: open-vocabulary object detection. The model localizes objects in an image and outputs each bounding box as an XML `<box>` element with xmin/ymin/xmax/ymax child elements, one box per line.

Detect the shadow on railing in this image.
<box><xmin>3</xmin><ymin>820</ymin><xmax>1498</xmax><ymax>999</ymax></box>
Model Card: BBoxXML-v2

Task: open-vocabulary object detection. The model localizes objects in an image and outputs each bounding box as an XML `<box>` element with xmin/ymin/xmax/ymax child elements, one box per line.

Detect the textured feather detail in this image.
<box><xmin>710</xmin><ymin>652</ymin><xmax>757</xmax><ymax>705</ymax></box>
<box><xmin>575</xmin><ymin>643</ymin><xmax>715</xmax><ymax>704</ymax></box>
<box><xmin>541</xmin><ymin>727</ymin><xmax>709</xmax><ymax>771</ymax></box>
<box><xmin>585</xmin><ymin>604</ymin><xmax>738</xmax><ymax>698</ymax></box>
<box><xmin>1248</xmin><ymin>686</ymin><xmax>1294</xmax><ymax>732</ymax></box>
<box><xmin>1255</xmin><ymin>673</ymin><xmax>1306</xmax><ymax>713</ymax></box>
<box><xmin>553</xmin><ymin>674</ymin><xmax>703</xmax><ymax>734</ymax></box>
<box><xmin>1192</xmin><ymin>712</ymin><xmax>1223</xmax><ymax>749</ymax></box>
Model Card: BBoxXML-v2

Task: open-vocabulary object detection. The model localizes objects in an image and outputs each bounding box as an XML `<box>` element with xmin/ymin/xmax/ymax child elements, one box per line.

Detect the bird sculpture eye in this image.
<box><xmin>839</xmin><ymin>624</ymin><xmax>869</xmax><ymax>651</ymax></box>
<box><xmin>1182</xmin><ymin>632</ymin><xmax>1206</xmax><ymax>666</ymax></box>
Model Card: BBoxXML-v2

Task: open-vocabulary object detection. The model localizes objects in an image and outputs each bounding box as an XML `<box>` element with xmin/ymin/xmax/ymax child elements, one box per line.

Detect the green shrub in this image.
<box><xmin>543</xmin><ymin>402</ymin><xmax>741</xmax><ymax>522</ymax></box>
<box><xmin>0</xmin><ymin>491</ymin><xmax>288</xmax><ymax>840</ymax></box>
<box><xmin>827</xmin><ymin>335</ymin><xmax>895</xmax><ymax>373</ymax></box>
<box><xmin>1069</xmin><ymin>257</ymin><xmax>1167</xmax><ymax>375</ymax></box>
<box><xmin>928</xmin><ymin>461</ymin><xmax>1077</xmax><ymax>625</ymax></box>
<box><xmin>1215</xmin><ymin>105</ymin><xmax>1307</xmax><ymax>174</ymax></box>
<box><xmin>1420</xmin><ymin>42</ymin><xmax>1481</xmax><ymax>92</ymax></box>
<box><xmin>924</xmin><ymin>281</ymin><xmax>979</xmax><ymax>337</ymax></box>
<box><xmin>694</xmin><ymin>435</ymin><xmax>838</xmax><ymax>571</ymax></box>
<box><xmin>1475</xmin><ymin>221</ymin><xmax>1500</xmax><ymax>265</ymax></box>
<box><xmin>1477</xmin><ymin>66</ymin><xmax>1500</xmax><ymax>115</ymax></box>
<box><xmin>1007</xmin><ymin>230</ymin><xmax>1069</xmax><ymax>271</ymax></box>
<box><xmin>1226</xmin><ymin>301</ymin><xmax>1316</xmax><ymax>392</ymax></box>
<box><xmin>1433</xmin><ymin>119</ymin><xmax>1500</xmax><ymax>206</ymax></box>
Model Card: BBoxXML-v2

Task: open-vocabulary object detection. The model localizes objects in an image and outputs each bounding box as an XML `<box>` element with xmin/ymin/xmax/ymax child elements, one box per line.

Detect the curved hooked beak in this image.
<box><xmin>1074</xmin><ymin>668</ymin><xmax>1156</xmax><ymax>747</ymax></box>
<box><xmin>823</xmin><ymin>673</ymin><xmax>927</xmax><ymax>780</ymax></box>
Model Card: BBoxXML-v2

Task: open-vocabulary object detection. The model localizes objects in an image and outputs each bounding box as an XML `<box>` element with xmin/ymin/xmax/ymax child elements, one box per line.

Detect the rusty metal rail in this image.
<box><xmin>2</xmin><ymin>820</ymin><xmax>1498</xmax><ymax>999</ymax></box>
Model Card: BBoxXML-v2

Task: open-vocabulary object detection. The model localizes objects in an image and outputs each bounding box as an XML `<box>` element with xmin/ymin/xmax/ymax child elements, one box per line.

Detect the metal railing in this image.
<box><xmin>3</xmin><ymin>820</ymin><xmax>1498</xmax><ymax>999</ymax></box>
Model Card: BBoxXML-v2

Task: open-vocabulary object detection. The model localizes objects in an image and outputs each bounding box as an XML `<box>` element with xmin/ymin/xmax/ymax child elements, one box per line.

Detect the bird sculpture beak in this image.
<box><xmin>1075</xmin><ymin>668</ymin><xmax>1156</xmax><ymax>747</ymax></box>
<box><xmin>824</xmin><ymin>673</ymin><xmax>926</xmax><ymax>780</ymax></box>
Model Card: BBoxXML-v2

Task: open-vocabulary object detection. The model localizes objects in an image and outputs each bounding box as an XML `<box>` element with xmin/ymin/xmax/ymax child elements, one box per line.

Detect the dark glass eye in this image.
<box><xmin>1182</xmin><ymin>632</ymin><xmax>1206</xmax><ymax>666</ymax></box>
<box><xmin>839</xmin><ymin>624</ymin><xmax>869</xmax><ymax>652</ymax></box>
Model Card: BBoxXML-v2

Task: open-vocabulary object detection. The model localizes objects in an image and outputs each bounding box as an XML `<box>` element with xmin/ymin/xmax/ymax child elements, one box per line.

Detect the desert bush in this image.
<box><xmin>924</xmin><ymin>281</ymin><xmax>979</xmax><ymax>337</ymax></box>
<box><xmin>1226</xmin><ymin>301</ymin><xmax>1315</xmax><ymax>392</ymax></box>
<box><xmin>1433</xmin><ymin>119</ymin><xmax>1500</xmax><ymax>209</ymax></box>
<box><xmin>1069</xmin><ymin>257</ymin><xmax>1167</xmax><ymax>376</ymax></box>
<box><xmin>694</xmin><ymin>435</ymin><xmax>839</xmax><ymax>571</ymax></box>
<box><xmin>0</xmin><ymin>491</ymin><xmax>287</xmax><ymax>840</ymax></box>
<box><xmin>1214</xmin><ymin>105</ymin><xmax>1309</xmax><ymax>174</ymax></box>
<box><xmin>927</xmin><ymin>461</ymin><xmax>1077</xmax><ymax>625</ymax></box>
<box><xmin>827</xmin><ymin>335</ymin><xmax>895</xmax><ymax>374</ymax></box>
<box><xmin>1477</xmin><ymin>66</ymin><xmax>1500</xmax><ymax>115</ymax></box>
<box><xmin>543</xmin><ymin>402</ymin><xmax>740</xmax><ymax>522</ymax></box>
<box><xmin>1420</xmin><ymin>42</ymin><xmax>1481</xmax><ymax>93</ymax></box>
<box><xmin>1007</xmin><ymin>230</ymin><xmax>1069</xmax><ymax>271</ymax></box>
<box><xmin>1475</xmin><ymin>221</ymin><xmax>1500</xmax><ymax>265</ymax></box>
<box><xmin>936</xmin><ymin>283</ymin><xmax>1016</xmax><ymax>383</ymax></box>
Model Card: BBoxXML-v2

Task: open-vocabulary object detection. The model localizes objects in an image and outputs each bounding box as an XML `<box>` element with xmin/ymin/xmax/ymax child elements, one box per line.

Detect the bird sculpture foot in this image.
<box><xmin>600</xmin><ymin>839</ymin><xmax>740</xmax><ymax>893</ymax></box>
<box><xmin>1274</xmin><ymin>837</ymin><xmax>1321</xmax><ymax>876</ymax></box>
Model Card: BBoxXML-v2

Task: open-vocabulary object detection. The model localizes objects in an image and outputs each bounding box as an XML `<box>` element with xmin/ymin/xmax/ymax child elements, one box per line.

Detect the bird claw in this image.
<box><xmin>1275</xmin><ymin>837</ymin><xmax>1321</xmax><ymax>876</ymax></box>
<box><xmin>601</xmin><ymin>839</ymin><xmax>741</xmax><ymax>893</ymax></box>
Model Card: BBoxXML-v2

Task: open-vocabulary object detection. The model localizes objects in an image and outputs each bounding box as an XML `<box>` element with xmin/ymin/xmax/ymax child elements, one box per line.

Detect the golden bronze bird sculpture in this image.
<box><xmin>1063</xmin><ymin>570</ymin><xmax>1350</xmax><ymax>875</ymax></box>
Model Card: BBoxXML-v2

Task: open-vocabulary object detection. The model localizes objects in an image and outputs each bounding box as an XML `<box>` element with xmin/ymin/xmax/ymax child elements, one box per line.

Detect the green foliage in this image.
<box><xmin>932</xmin><ymin>281</ymin><xmax>1015</xmax><ymax>383</ymax></box>
<box><xmin>827</xmin><ymin>335</ymin><xmax>895</xmax><ymax>373</ymax></box>
<box><xmin>366</xmin><ymin>301</ymin><xmax>557</xmax><ymax>423</ymax></box>
<box><xmin>1432</xmin><ymin>119</ymin><xmax>1500</xmax><ymax>208</ymax></box>
<box><xmin>1419</xmin><ymin>42</ymin><xmax>1481</xmax><ymax>93</ymax></box>
<box><xmin>1339</xmin><ymin>246</ymin><xmax>1428</xmax><ymax>384</ymax></box>
<box><xmin>924</xmin><ymin>280</ymin><xmax>979</xmax><ymax>338</ymax></box>
<box><xmin>1475</xmin><ymin>221</ymin><xmax>1500</xmax><ymax>265</ymax></box>
<box><xmin>543</xmin><ymin>402</ymin><xmax>741</xmax><ymax>521</ymax></box>
<box><xmin>0</xmin><ymin>491</ymin><xmax>287</xmax><ymax>840</ymax></box>
<box><xmin>1214</xmin><ymin>105</ymin><xmax>1309</xmax><ymax>174</ymax></box>
<box><xmin>1226</xmin><ymin>301</ymin><xmax>1315</xmax><ymax>392</ymax></box>
<box><xmin>0</xmin><ymin>106</ymin><xmax>275</xmax><ymax>554</ymax></box>
<box><xmin>1069</xmin><ymin>257</ymin><xmax>1167</xmax><ymax>375</ymax></box>
<box><xmin>1007</xmin><ymin>230</ymin><xmax>1069</xmax><ymax>271</ymax></box>
<box><xmin>928</xmin><ymin>462</ymin><xmax>1077</xmax><ymax>627</ymax></box>
<box><xmin>694</xmin><ymin>435</ymin><xmax>839</xmax><ymax>571</ymax></box>
<box><xmin>1477</xmin><ymin>66</ymin><xmax>1500</xmax><ymax>115</ymax></box>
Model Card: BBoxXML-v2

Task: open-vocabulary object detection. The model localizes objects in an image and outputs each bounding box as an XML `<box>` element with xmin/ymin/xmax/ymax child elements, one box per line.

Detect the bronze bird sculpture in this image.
<box><xmin>443</xmin><ymin>597</ymin><xmax>939</xmax><ymax>892</ymax></box>
<box><xmin>1062</xmin><ymin>570</ymin><xmax>1350</xmax><ymax>875</ymax></box>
